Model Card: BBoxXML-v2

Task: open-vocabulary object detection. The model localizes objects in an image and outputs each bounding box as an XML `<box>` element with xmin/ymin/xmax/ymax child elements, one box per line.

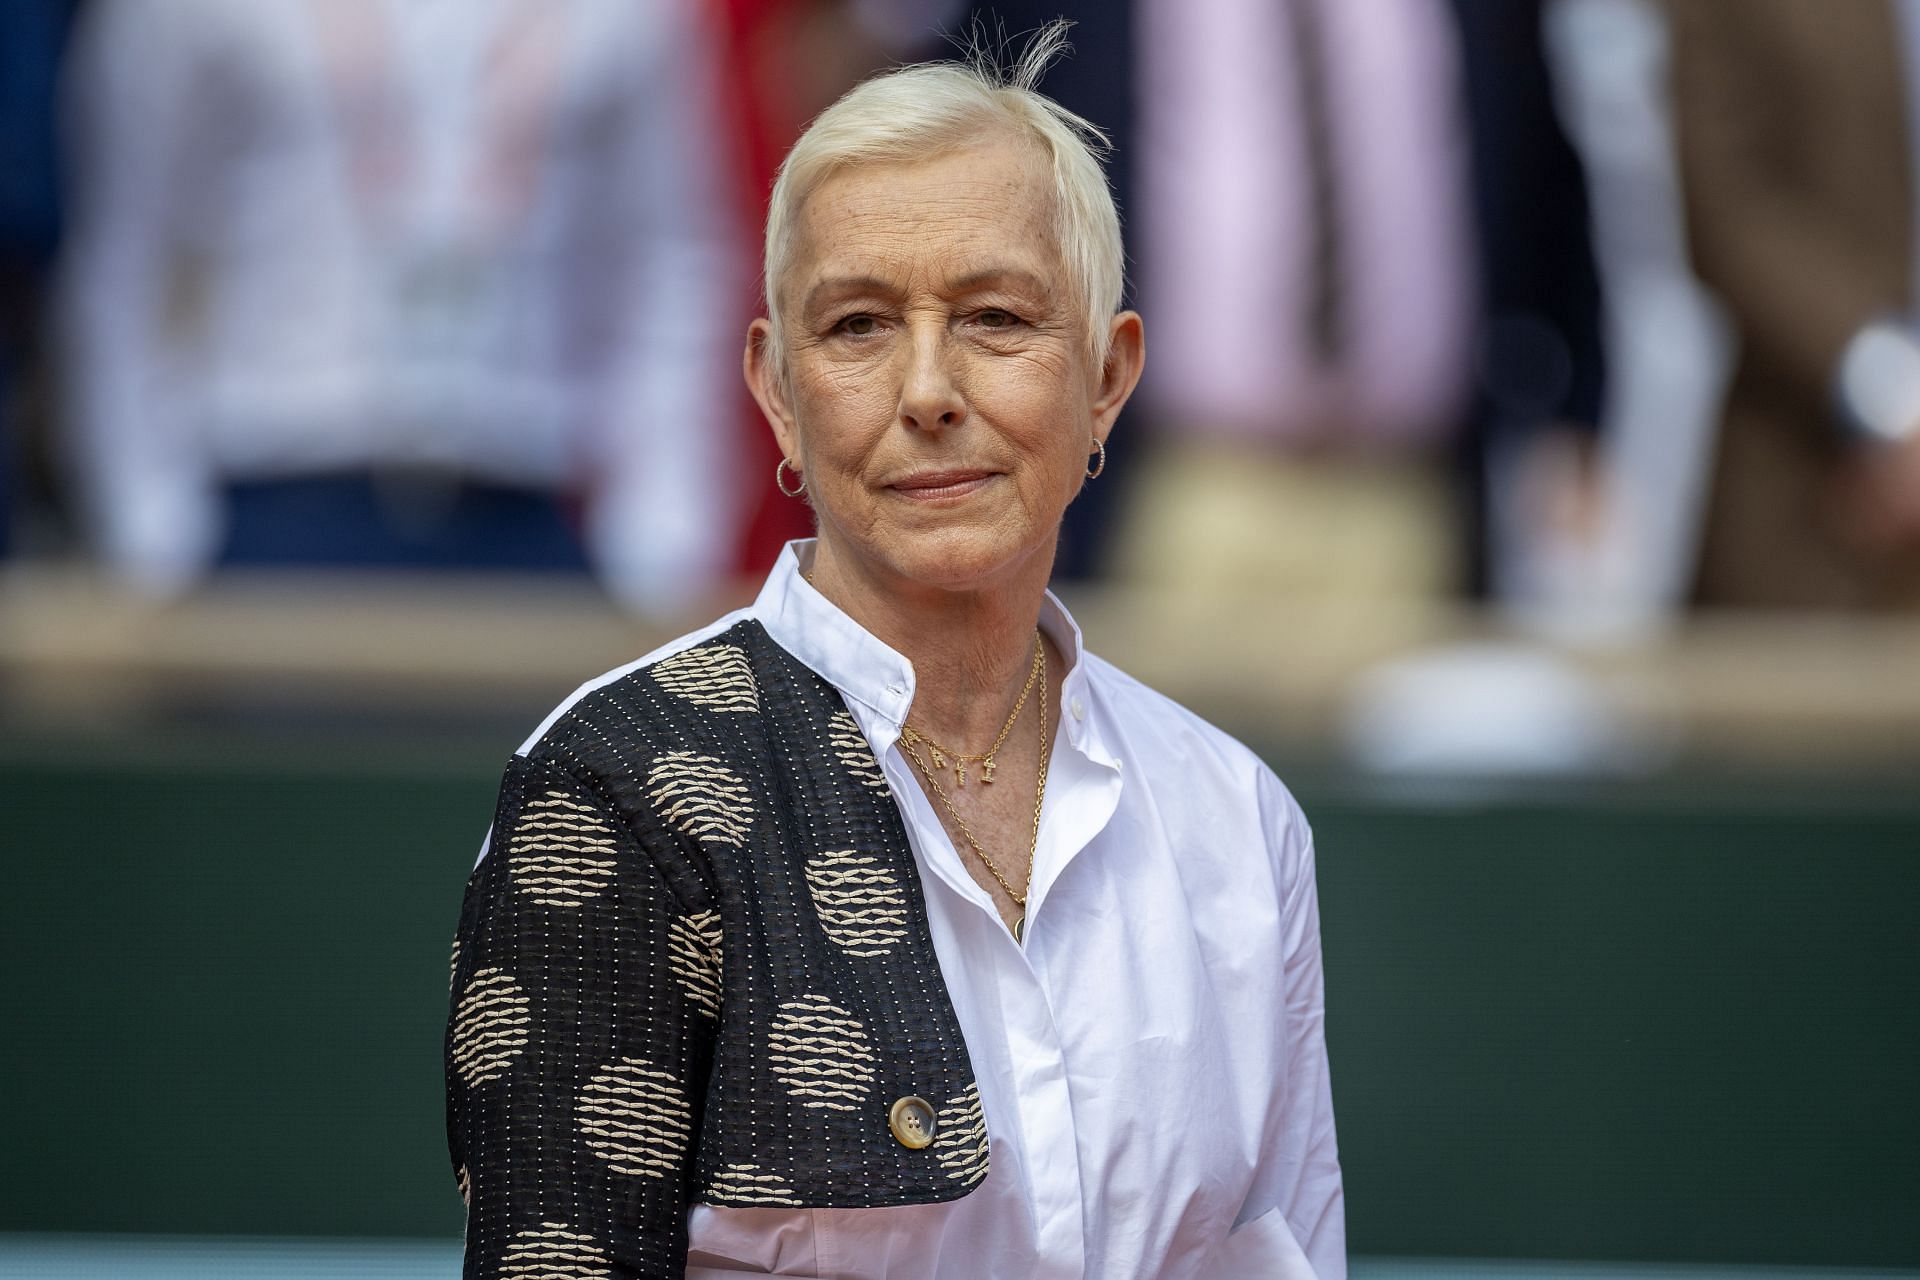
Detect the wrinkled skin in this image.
<box><xmin>745</xmin><ymin>136</ymin><xmax>1144</xmax><ymax>606</ymax></box>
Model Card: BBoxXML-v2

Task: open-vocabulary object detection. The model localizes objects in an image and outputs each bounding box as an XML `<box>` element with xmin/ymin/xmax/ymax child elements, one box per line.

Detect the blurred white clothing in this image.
<box><xmin>59</xmin><ymin>0</ymin><xmax>742</xmax><ymax>606</ymax></box>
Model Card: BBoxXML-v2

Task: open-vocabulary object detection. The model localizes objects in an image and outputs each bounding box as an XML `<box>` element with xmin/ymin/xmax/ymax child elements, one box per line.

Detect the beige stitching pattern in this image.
<box><xmin>576</xmin><ymin>1058</ymin><xmax>694</xmax><ymax>1178</ymax></box>
<box><xmin>507</xmin><ymin>790</ymin><xmax>620</xmax><ymax>906</ymax></box>
<box><xmin>803</xmin><ymin>851</ymin><xmax>909</xmax><ymax>956</ymax></box>
<box><xmin>645</xmin><ymin>752</ymin><xmax>754</xmax><ymax>846</ymax></box>
<box><xmin>827</xmin><ymin>709</ymin><xmax>889</xmax><ymax>791</ymax></box>
<box><xmin>450</xmin><ymin>967</ymin><xmax>532</xmax><ymax>1087</ymax></box>
<box><xmin>666</xmin><ymin>909</ymin><xmax>723</xmax><ymax>1018</ymax></box>
<box><xmin>651</xmin><ymin>644</ymin><xmax>760</xmax><ymax>713</ymax></box>
<box><xmin>932</xmin><ymin>1082</ymin><xmax>989</xmax><ymax>1186</ymax></box>
<box><xmin>499</xmin><ymin>1222</ymin><xmax>613</xmax><ymax>1278</ymax></box>
<box><xmin>705</xmin><ymin>1162</ymin><xmax>804</xmax><ymax>1206</ymax></box>
<box><xmin>768</xmin><ymin>995</ymin><xmax>876</xmax><ymax>1111</ymax></box>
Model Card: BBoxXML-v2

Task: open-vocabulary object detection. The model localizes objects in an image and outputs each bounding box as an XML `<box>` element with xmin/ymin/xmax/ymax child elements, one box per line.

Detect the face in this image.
<box><xmin>747</xmin><ymin>137</ymin><xmax>1143</xmax><ymax>594</ymax></box>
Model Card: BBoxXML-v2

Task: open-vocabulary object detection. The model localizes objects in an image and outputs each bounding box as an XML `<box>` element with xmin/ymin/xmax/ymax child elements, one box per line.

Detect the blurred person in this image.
<box><xmin>1513</xmin><ymin>0</ymin><xmax>1734</xmax><ymax>625</ymax></box>
<box><xmin>0</xmin><ymin>0</ymin><xmax>77</xmax><ymax>557</ymax></box>
<box><xmin>1663</xmin><ymin>0</ymin><xmax>1920</xmax><ymax>608</ymax></box>
<box><xmin>1123</xmin><ymin>0</ymin><xmax>1616</xmax><ymax>608</ymax></box>
<box><xmin>446</xmin><ymin>29</ymin><xmax>1343</xmax><ymax>1280</ymax></box>
<box><xmin>1127</xmin><ymin>0</ymin><xmax>1479</xmax><ymax>601</ymax></box>
<box><xmin>57</xmin><ymin>0</ymin><xmax>741</xmax><ymax>610</ymax></box>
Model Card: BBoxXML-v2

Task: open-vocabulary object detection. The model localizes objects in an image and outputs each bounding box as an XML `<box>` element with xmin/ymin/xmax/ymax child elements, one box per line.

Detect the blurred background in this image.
<box><xmin>2</xmin><ymin>0</ymin><xmax>1916</xmax><ymax>1276</ymax></box>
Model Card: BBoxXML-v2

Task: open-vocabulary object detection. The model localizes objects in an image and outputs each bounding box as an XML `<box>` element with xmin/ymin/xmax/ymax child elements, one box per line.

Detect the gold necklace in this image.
<box><xmin>899</xmin><ymin>634</ymin><xmax>1042</xmax><ymax>786</ymax></box>
<box><xmin>807</xmin><ymin>562</ymin><xmax>1038</xmax><ymax>788</ymax></box>
<box><xmin>898</xmin><ymin>645</ymin><xmax>1049</xmax><ymax>942</ymax></box>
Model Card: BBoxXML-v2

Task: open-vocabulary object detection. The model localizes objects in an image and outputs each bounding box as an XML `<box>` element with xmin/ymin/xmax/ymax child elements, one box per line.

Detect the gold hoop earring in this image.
<box><xmin>1086</xmin><ymin>438</ymin><xmax>1107</xmax><ymax>480</ymax></box>
<box><xmin>775</xmin><ymin>456</ymin><xmax>807</xmax><ymax>497</ymax></box>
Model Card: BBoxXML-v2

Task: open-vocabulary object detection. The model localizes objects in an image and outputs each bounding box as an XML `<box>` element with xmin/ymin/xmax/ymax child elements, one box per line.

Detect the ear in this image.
<box><xmin>1090</xmin><ymin>310</ymin><xmax>1145</xmax><ymax>445</ymax></box>
<box><xmin>745</xmin><ymin>318</ymin><xmax>802</xmax><ymax>464</ymax></box>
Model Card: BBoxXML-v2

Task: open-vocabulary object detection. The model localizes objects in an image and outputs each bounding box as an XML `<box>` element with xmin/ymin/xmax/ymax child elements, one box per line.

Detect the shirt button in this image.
<box><xmin>888</xmin><ymin>1096</ymin><xmax>938</xmax><ymax>1149</ymax></box>
<box><xmin>1070</xmin><ymin>696</ymin><xmax>1086</xmax><ymax>722</ymax></box>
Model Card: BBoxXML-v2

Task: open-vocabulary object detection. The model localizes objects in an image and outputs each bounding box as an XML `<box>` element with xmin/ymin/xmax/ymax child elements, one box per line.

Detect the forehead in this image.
<box><xmin>784</xmin><ymin>138</ymin><xmax>1064</xmax><ymax>303</ymax></box>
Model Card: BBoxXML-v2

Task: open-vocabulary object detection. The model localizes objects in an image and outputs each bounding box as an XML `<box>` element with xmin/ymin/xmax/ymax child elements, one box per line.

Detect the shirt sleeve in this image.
<box><xmin>447</xmin><ymin>753</ymin><xmax>720</xmax><ymax>1279</ymax></box>
<box><xmin>567</xmin><ymin>0</ymin><xmax>747</xmax><ymax>613</ymax></box>
<box><xmin>1252</xmin><ymin>768</ymin><xmax>1347</xmax><ymax>1279</ymax></box>
<box><xmin>56</xmin><ymin>0</ymin><xmax>222</xmax><ymax>595</ymax></box>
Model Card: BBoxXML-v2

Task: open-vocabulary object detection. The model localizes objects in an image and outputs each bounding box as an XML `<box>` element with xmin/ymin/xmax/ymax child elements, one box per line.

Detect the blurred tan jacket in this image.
<box><xmin>1664</xmin><ymin>0</ymin><xmax>1920</xmax><ymax>607</ymax></box>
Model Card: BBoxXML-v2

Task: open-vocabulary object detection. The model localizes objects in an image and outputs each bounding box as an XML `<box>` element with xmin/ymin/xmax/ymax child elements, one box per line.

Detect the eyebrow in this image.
<box><xmin>801</xmin><ymin>275</ymin><xmax>897</xmax><ymax>315</ymax></box>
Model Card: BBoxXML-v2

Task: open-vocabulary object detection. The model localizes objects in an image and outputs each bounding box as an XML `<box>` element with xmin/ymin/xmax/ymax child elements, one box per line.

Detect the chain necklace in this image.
<box><xmin>899</xmin><ymin>633</ymin><xmax>1042</xmax><ymax>786</ymax></box>
<box><xmin>806</xmin><ymin>563</ymin><xmax>1038</xmax><ymax>786</ymax></box>
<box><xmin>898</xmin><ymin>645</ymin><xmax>1050</xmax><ymax>943</ymax></box>
<box><xmin>804</xmin><ymin>562</ymin><xmax>1051</xmax><ymax>940</ymax></box>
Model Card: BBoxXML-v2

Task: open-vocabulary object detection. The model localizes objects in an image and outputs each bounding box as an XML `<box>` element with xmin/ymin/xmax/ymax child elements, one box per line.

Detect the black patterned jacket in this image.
<box><xmin>445</xmin><ymin>621</ymin><xmax>989</xmax><ymax>1278</ymax></box>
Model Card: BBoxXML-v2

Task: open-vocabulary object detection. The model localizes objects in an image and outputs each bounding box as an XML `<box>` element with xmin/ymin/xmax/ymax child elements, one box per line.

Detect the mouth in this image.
<box><xmin>886</xmin><ymin>469</ymin><xmax>997</xmax><ymax>502</ymax></box>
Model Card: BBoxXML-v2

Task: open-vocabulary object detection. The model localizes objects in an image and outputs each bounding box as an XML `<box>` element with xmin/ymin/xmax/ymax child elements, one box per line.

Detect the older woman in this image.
<box><xmin>446</xmin><ymin>29</ymin><xmax>1343</xmax><ymax>1280</ymax></box>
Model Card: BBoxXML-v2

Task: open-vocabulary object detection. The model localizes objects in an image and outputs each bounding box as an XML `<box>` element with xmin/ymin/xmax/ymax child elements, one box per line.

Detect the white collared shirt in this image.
<box><xmin>513</xmin><ymin>541</ymin><xmax>1345</xmax><ymax>1279</ymax></box>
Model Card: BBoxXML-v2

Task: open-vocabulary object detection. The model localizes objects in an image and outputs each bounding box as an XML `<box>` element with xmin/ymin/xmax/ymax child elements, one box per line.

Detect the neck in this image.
<box><xmin>805</xmin><ymin>537</ymin><xmax>1055</xmax><ymax>749</ymax></box>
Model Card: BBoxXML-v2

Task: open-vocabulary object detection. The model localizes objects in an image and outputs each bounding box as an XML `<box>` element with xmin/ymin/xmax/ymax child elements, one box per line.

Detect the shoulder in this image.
<box><xmin>514</xmin><ymin>608</ymin><xmax>760</xmax><ymax>759</ymax></box>
<box><xmin>508</xmin><ymin>611</ymin><xmax>803</xmax><ymax>807</ymax></box>
<box><xmin>474</xmin><ymin>611</ymin><xmax>770</xmax><ymax>873</ymax></box>
<box><xmin>1082</xmin><ymin>649</ymin><xmax>1313</xmax><ymax>857</ymax></box>
<box><xmin>1082</xmin><ymin>649</ymin><xmax>1274</xmax><ymax>785</ymax></box>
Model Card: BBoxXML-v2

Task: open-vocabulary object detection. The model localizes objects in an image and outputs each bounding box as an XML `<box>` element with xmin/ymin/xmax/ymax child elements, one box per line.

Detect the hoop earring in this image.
<box><xmin>775</xmin><ymin>456</ymin><xmax>807</xmax><ymax>497</ymax></box>
<box><xmin>1086</xmin><ymin>438</ymin><xmax>1107</xmax><ymax>480</ymax></box>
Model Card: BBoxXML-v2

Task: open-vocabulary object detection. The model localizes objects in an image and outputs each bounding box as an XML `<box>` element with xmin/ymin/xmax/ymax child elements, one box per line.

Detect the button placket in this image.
<box><xmin>1003</xmin><ymin>978</ymin><xmax>1086</xmax><ymax>1276</ymax></box>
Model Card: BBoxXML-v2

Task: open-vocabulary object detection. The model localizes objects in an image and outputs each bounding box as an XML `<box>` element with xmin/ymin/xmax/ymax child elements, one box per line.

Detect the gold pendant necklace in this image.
<box><xmin>899</xmin><ymin>644</ymin><xmax>1049</xmax><ymax>942</ymax></box>
<box><xmin>899</xmin><ymin>632</ymin><xmax>1042</xmax><ymax>787</ymax></box>
<box><xmin>806</xmin><ymin>562</ymin><xmax>1033</xmax><ymax>786</ymax></box>
<box><xmin>804</xmin><ymin>562</ymin><xmax>1049</xmax><ymax>940</ymax></box>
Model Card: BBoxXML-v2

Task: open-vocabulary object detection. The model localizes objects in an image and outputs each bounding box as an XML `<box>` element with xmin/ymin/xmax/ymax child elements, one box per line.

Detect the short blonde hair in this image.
<box><xmin>761</xmin><ymin>22</ymin><xmax>1124</xmax><ymax>380</ymax></box>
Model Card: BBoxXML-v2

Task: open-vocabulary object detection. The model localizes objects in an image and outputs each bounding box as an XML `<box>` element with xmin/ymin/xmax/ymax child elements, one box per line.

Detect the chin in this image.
<box><xmin>879</xmin><ymin>523</ymin><xmax>1042</xmax><ymax>591</ymax></box>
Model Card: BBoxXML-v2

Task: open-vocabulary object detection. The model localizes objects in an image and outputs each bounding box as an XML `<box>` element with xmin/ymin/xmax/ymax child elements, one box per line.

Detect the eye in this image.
<box><xmin>976</xmin><ymin>309</ymin><xmax>1021</xmax><ymax>329</ymax></box>
<box><xmin>835</xmin><ymin>314</ymin><xmax>879</xmax><ymax>337</ymax></box>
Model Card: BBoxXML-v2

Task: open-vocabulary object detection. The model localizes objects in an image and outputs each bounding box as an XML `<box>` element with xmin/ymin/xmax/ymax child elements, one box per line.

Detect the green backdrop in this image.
<box><xmin>3</xmin><ymin>732</ymin><xmax>1914</xmax><ymax>1265</ymax></box>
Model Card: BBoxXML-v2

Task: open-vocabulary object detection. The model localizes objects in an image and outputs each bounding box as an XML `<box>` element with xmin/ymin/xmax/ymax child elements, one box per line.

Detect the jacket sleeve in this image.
<box><xmin>1662</xmin><ymin>0</ymin><xmax>1911</xmax><ymax>419</ymax></box>
<box><xmin>447</xmin><ymin>752</ymin><xmax>720</xmax><ymax>1278</ymax></box>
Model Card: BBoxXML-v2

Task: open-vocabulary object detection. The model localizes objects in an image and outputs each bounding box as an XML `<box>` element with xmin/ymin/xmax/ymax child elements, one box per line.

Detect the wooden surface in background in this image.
<box><xmin>4</xmin><ymin>566</ymin><xmax>1920</xmax><ymax>765</ymax></box>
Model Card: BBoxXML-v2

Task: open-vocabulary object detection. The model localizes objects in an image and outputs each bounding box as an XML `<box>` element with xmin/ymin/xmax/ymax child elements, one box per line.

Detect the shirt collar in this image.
<box><xmin>752</xmin><ymin>539</ymin><xmax>1102</xmax><ymax>756</ymax></box>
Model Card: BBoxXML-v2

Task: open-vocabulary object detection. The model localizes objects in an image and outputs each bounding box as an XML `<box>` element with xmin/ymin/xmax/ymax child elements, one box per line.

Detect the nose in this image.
<box><xmin>896</xmin><ymin>320</ymin><xmax>966</xmax><ymax>433</ymax></box>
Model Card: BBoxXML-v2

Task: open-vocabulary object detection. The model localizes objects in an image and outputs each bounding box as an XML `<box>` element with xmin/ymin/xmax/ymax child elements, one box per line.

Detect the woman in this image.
<box><xmin>446</xmin><ymin>28</ymin><xmax>1344</xmax><ymax>1279</ymax></box>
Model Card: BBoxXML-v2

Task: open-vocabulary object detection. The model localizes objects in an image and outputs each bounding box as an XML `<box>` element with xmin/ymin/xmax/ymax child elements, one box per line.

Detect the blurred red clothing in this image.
<box><xmin>715</xmin><ymin>0</ymin><xmax>827</xmax><ymax>580</ymax></box>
